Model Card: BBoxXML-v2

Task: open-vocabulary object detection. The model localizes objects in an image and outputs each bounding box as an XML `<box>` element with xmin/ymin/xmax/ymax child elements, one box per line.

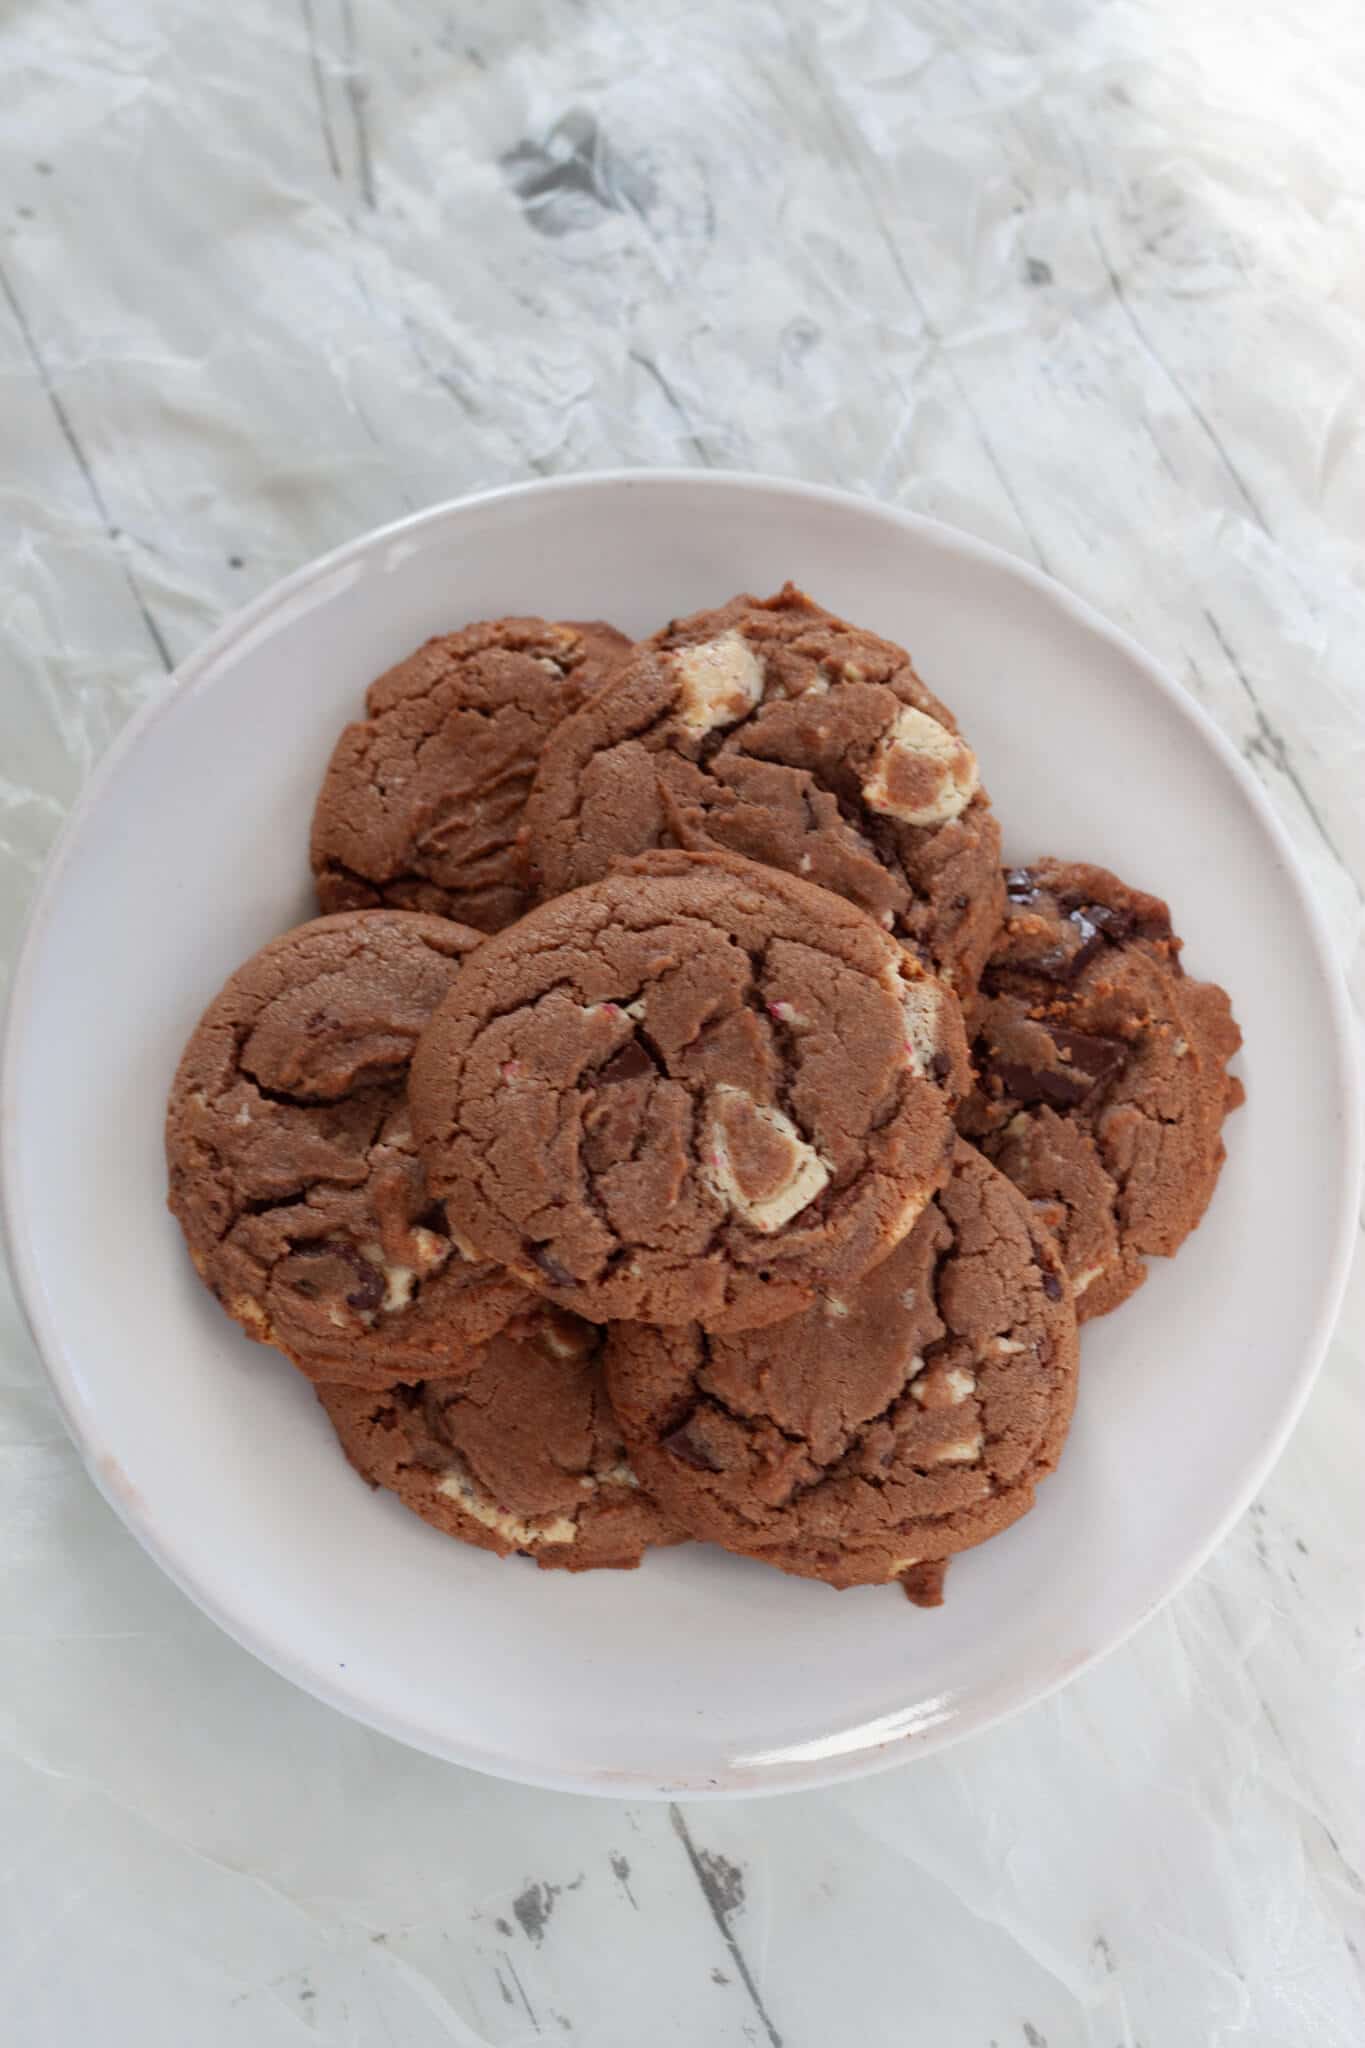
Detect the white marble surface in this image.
<box><xmin>2</xmin><ymin>1</ymin><xmax>1364</xmax><ymax>2041</ymax></box>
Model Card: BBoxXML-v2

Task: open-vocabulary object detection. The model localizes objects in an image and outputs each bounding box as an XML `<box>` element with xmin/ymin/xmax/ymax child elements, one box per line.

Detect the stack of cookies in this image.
<box><xmin>167</xmin><ymin>587</ymin><xmax>1242</xmax><ymax>1606</ymax></box>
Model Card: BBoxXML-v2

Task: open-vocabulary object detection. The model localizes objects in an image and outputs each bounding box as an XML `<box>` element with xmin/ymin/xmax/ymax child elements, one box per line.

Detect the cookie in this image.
<box><xmin>318</xmin><ymin>1307</ymin><xmax>682</xmax><ymax>1571</ymax></box>
<box><xmin>521</xmin><ymin>584</ymin><xmax>1004</xmax><ymax>992</ymax></box>
<box><xmin>604</xmin><ymin>1143</ymin><xmax>1078</xmax><ymax>1598</ymax></box>
<box><xmin>408</xmin><ymin>849</ymin><xmax>970</xmax><ymax>1333</ymax></box>
<box><xmin>166</xmin><ymin>911</ymin><xmax>533</xmax><ymax>1386</ymax></box>
<box><xmin>958</xmin><ymin>859</ymin><xmax>1243</xmax><ymax>1320</ymax></box>
<box><xmin>311</xmin><ymin>615</ymin><xmax>632</xmax><ymax>934</ymax></box>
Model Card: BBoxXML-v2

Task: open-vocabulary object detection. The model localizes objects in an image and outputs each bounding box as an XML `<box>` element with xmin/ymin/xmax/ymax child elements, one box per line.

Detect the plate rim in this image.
<box><xmin>3</xmin><ymin>467</ymin><xmax>1360</xmax><ymax>1798</ymax></box>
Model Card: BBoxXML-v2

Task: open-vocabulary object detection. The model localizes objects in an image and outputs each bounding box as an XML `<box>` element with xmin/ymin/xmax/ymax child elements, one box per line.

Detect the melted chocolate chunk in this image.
<box><xmin>992</xmin><ymin>1058</ymin><xmax>1093</xmax><ymax>1110</ymax></box>
<box><xmin>346</xmin><ymin>1265</ymin><xmax>385</xmax><ymax>1313</ymax></box>
<box><xmin>291</xmin><ymin>1238</ymin><xmax>386</xmax><ymax>1313</ymax></box>
<box><xmin>596</xmin><ymin>1039</ymin><xmax>654</xmax><ymax>1086</ymax></box>
<box><xmin>986</xmin><ymin>1019</ymin><xmax>1127</xmax><ymax>1111</ymax></box>
<box><xmin>1031</xmin><ymin>907</ymin><xmax>1105</xmax><ymax>983</ymax></box>
<box><xmin>346</xmin><ymin>1253</ymin><xmax>384</xmax><ymax>1310</ymax></box>
<box><xmin>1047</xmin><ymin>1024</ymin><xmax>1128</xmax><ymax>1091</ymax></box>
<box><xmin>528</xmin><ymin>1243</ymin><xmax>575</xmax><ymax>1288</ymax></box>
<box><xmin>1061</xmin><ymin>892</ymin><xmax>1172</xmax><ymax>947</ymax></box>
<box><xmin>999</xmin><ymin>884</ymin><xmax>1153</xmax><ymax>988</ymax></box>
<box><xmin>1075</xmin><ymin>900</ymin><xmax>1132</xmax><ymax>943</ymax></box>
<box><xmin>661</xmin><ymin>1417</ymin><xmax>723</xmax><ymax>1471</ymax></box>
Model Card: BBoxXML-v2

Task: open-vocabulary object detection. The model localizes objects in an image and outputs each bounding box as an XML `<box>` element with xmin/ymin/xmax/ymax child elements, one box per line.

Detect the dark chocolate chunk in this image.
<box><xmin>595</xmin><ymin>1039</ymin><xmax>654</xmax><ymax>1086</ymax></box>
<box><xmin>1077</xmin><ymin>901</ymin><xmax>1133</xmax><ymax>943</ymax></box>
<box><xmin>1041</xmin><ymin>1269</ymin><xmax>1063</xmax><ymax>1301</ymax></box>
<box><xmin>1061</xmin><ymin>908</ymin><xmax>1104</xmax><ymax>977</ymax></box>
<box><xmin>1047</xmin><ymin>1024</ymin><xmax>1128</xmax><ymax>1093</ymax></box>
<box><xmin>343</xmin><ymin>1254</ymin><xmax>385</xmax><ymax>1314</ymax></box>
<box><xmin>988</xmin><ymin>1019</ymin><xmax>1127</xmax><ymax>1110</ymax></box>
<box><xmin>992</xmin><ymin>1058</ymin><xmax>1094</xmax><ymax>1110</ymax></box>
<box><xmin>1009</xmin><ymin>908</ymin><xmax>1104</xmax><ymax>985</ymax></box>
<box><xmin>289</xmin><ymin>1238</ymin><xmax>386</xmax><ymax>1314</ymax></box>
<box><xmin>1059</xmin><ymin>890</ymin><xmax>1172</xmax><ymax>949</ymax></box>
<box><xmin>661</xmin><ymin>1416</ymin><xmax>722</xmax><ymax>1471</ymax></box>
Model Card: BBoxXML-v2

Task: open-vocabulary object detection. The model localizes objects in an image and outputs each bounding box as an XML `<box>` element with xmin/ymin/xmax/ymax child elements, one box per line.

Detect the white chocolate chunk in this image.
<box><xmin>382</xmin><ymin>1264</ymin><xmax>415</xmax><ymax>1313</ymax></box>
<box><xmin>233</xmin><ymin>1102</ymin><xmax>252</xmax><ymax>1127</ymax></box>
<box><xmin>702</xmin><ymin>1085</ymin><xmax>831</xmax><ymax>1233</ymax></box>
<box><xmin>912</xmin><ymin>1361</ymin><xmax>978</xmax><ymax>1409</ymax></box>
<box><xmin>1172</xmin><ymin>1037</ymin><xmax>1189</xmax><ymax>1058</ymax></box>
<box><xmin>357</xmin><ymin>1242</ymin><xmax>420</xmax><ymax>1315</ymax></box>
<box><xmin>992</xmin><ymin>1336</ymin><xmax>1026</xmax><ymax>1356</ymax></box>
<box><xmin>673</xmin><ymin>632</ymin><xmax>764</xmax><ymax>734</ymax></box>
<box><xmin>879</xmin><ymin>1185</ymin><xmax>931</xmax><ymax>1255</ymax></box>
<box><xmin>931</xmin><ymin>1433</ymin><xmax>983</xmax><ymax>1464</ymax></box>
<box><xmin>824</xmin><ymin>1296</ymin><xmax>850</xmax><ymax>1319</ymax></box>
<box><xmin>437</xmin><ymin>1464</ymin><xmax>578</xmax><ymax>1548</ymax></box>
<box><xmin>409</xmin><ymin>1226</ymin><xmax>450</xmax><ymax>1273</ymax></box>
<box><xmin>594</xmin><ymin>1460</ymin><xmax>640</xmax><ymax>1490</ymax></box>
<box><xmin>895</xmin><ymin>973</ymin><xmax>946</xmax><ymax>1080</ymax></box>
<box><xmin>1073</xmin><ymin>1263</ymin><xmax>1105</xmax><ymax>1296</ymax></box>
<box><xmin>862</xmin><ymin>706</ymin><xmax>979</xmax><ymax>827</ymax></box>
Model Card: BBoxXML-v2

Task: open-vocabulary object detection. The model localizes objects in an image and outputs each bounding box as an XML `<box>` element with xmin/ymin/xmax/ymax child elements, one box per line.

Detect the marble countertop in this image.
<box><xmin>2</xmin><ymin>2</ymin><xmax>1363</xmax><ymax>2042</ymax></box>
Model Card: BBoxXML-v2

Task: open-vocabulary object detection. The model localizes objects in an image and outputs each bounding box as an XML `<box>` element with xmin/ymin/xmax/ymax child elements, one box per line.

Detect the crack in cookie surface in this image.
<box><xmin>166</xmin><ymin>911</ymin><xmax>532</xmax><ymax>1386</ymax></box>
<box><xmin>317</xmin><ymin>1308</ymin><xmax>682</xmax><ymax>1572</ymax></box>
<box><xmin>604</xmin><ymin>1143</ymin><xmax>1078</xmax><ymax>1590</ymax></box>
<box><xmin>409</xmin><ymin>852</ymin><xmax>970</xmax><ymax>1332</ymax></box>
<box><xmin>311</xmin><ymin>615</ymin><xmax>632</xmax><ymax>934</ymax></box>
<box><xmin>521</xmin><ymin>585</ymin><xmax>1004</xmax><ymax>992</ymax></box>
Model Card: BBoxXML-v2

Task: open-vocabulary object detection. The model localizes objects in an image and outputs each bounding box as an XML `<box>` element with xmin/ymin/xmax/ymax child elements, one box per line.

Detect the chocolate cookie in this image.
<box><xmin>604</xmin><ymin>1143</ymin><xmax>1078</xmax><ymax>1599</ymax></box>
<box><xmin>166</xmin><ymin>911</ymin><xmax>532</xmax><ymax>1386</ymax></box>
<box><xmin>959</xmin><ymin>859</ymin><xmax>1243</xmax><ymax>1320</ymax></box>
<box><xmin>319</xmin><ymin>1307</ymin><xmax>682</xmax><ymax>1571</ymax></box>
<box><xmin>311</xmin><ymin>615</ymin><xmax>632</xmax><ymax>934</ymax></box>
<box><xmin>521</xmin><ymin>584</ymin><xmax>1004</xmax><ymax>993</ymax></box>
<box><xmin>409</xmin><ymin>849</ymin><xmax>970</xmax><ymax>1333</ymax></box>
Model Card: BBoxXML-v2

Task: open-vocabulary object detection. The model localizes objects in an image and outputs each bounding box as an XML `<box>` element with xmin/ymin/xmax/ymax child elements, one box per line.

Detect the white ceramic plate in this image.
<box><xmin>3</xmin><ymin>473</ymin><xmax>1358</xmax><ymax>1797</ymax></box>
